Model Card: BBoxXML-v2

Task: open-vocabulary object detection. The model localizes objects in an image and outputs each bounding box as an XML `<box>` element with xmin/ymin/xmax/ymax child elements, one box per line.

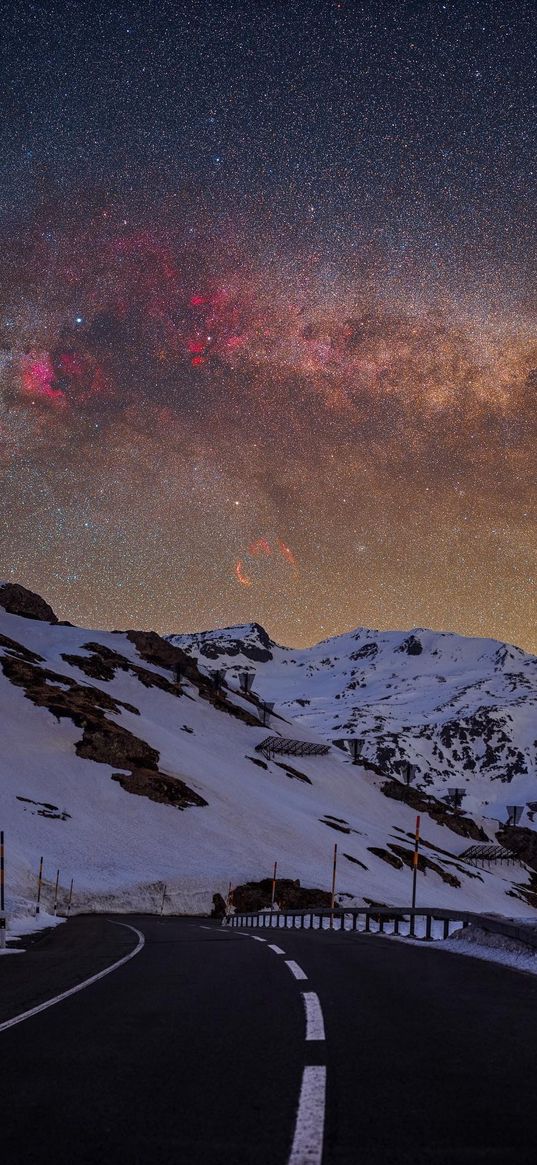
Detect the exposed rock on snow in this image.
<box><xmin>0</xmin><ymin>632</ymin><xmax>205</xmax><ymax>810</ymax></box>
<box><xmin>380</xmin><ymin>779</ymin><xmax>487</xmax><ymax>841</ymax></box>
<box><xmin>170</xmin><ymin>621</ymin><xmax>537</xmax><ymax>823</ymax></box>
<box><xmin>232</xmin><ymin>877</ymin><xmax>332</xmax><ymax>912</ymax></box>
<box><xmin>0</xmin><ymin>582</ymin><xmax>58</xmax><ymax>624</ymax></box>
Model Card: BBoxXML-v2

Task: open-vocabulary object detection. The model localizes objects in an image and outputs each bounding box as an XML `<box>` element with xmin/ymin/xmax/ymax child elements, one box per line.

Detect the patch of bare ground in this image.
<box><xmin>0</xmin><ymin>647</ymin><xmax>206</xmax><ymax>810</ymax></box>
<box><xmin>381</xmin><ymin>779</ymin><xmax>486</xmax><ymax>841</ymax></box>
<box><xmin>111</xmin><ymin>768</ymin><xmax>207</xmax><ymax>809</ymax></box>
<box><xmin>343</xmin><ymin>853</ymin><xmax>368</xmax><ymax>869</ymax></box>
<box><xmin>368</xmin><ymin>846</ymin><xmax>404</xmax><ymax>870</ymax></box>
<box><xmin>497</xmin><ymin>825</ymin><xmax>537</xmax><ymax>873</ymax></box>
<box><xmin>387</xmin><ymin>843</ymin><xmax>461</xmax><ymax>887</ymax></box>
<box><xmin>126</xmin><ymin>629</ymin><xmax>262</xmax><ymax>727</ymax></box>
<box><xmin>232</xmin><ymin>877</ymin><xmax>332</xmax><ymax>911</ymax></box>
<box><xmin>273</xmin><ymin>760</ymin><xmax>312</xmax><ymax>783</ymax></box>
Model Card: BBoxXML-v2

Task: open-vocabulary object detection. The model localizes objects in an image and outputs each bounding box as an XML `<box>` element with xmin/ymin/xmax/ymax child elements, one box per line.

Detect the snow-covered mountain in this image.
<box><xmin>2</xmin><ymin>583</ymin><xmax>536</xmax><ymax>921</ymax></box>
<box><xmin>168</xmin><ymin>623</ymin><xmax>537</xmax><ymax>825</ymax></box>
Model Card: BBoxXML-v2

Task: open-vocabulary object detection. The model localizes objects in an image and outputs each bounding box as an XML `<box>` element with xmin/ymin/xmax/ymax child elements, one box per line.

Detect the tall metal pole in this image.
<box><xmin>411</xmin><ymin>815</ymin><xmax>420</xmax><ymax>910</ymax></box>
<box><xmin>35</xmin><ymin>856</ymin><xmax>43</xmax><ymax>917</ymax></box>
<box><xmin>53</xmin><ymin>868</ymin><xmax>60</xmax><ymax>916</ymax></box>
<box><xmin>330</xmin><ymin>843</ymin><xmax>338</xmax><ymax>929</ymax></box>
<box><xmin>0</xmin><ymin>830</ymin><xmax>5</xmax><ymax>949</ymax></box>
<box><xmin>270</xmin><ymin>861</ymin><xmax>278</xmax><ymax>910</ymax></box>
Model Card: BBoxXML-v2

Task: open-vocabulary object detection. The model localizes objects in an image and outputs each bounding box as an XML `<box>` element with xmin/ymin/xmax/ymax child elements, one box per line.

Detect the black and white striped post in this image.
<box><xmin>66</xmin><ymin>878</ymin><xmax>74</xmax><ymax>917</ymax></box>
<box><xmin>160</xmin><ymin>883</ymin><xmax>167</xmax><ymax>915</ymax></box>
<box><xmin>53</xmin><ymin>868</ymin><xmax>60</xmax><ymax>916</ymax></box>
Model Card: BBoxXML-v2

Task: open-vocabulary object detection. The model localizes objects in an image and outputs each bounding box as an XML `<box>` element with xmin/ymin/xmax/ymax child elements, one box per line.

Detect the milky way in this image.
<box><xmin>1</xmin><ymin>2</ymin><xmax>535</xmax><ymax>650</ymax></box>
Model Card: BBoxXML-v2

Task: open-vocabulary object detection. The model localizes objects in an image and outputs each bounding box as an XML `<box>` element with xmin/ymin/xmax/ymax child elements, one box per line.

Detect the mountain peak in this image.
<box><xmin>167</xmin><ymin>622</ymin><xmax>279</xmax><ymax>664</ymax></box>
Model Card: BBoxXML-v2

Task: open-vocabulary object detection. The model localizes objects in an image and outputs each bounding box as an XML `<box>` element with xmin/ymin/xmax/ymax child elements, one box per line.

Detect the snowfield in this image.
<box><xmin>1</xmin><ymin>584</ymin><xmax>536</xmax><ymax>921</ymax></box>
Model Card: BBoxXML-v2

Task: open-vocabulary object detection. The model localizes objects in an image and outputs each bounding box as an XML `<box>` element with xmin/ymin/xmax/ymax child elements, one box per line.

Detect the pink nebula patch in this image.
<box><xmin>20</xmin><ymin>354</ymin><xmax>64</xmax><ymax>403</ymax></box>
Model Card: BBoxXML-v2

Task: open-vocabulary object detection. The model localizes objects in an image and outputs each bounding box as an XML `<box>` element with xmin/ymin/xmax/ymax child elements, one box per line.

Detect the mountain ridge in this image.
<box><xmin>168</xmin><ymin>621</ymin><xmax>537</xmax><ymax>823</ymax></box>
<box><xmin>1</xmin><ymin>582</ymin><xmax>535</xmax><ymax>919</ymax></box>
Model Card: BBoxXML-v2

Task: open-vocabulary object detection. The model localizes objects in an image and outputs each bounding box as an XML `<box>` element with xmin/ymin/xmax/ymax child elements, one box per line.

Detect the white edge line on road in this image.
<box><xmin>302</xmin><ymin>992</ymin><xmax>326</xmax><ymax>1041</ymax></box>
<box><xmin>268</xmin><ymin>944</ymin><xmax>285</xmax><ymax>955</ymax></box>
<box><xmin>0</xmin><ymin>921</ymin><xmax>145</xmax><ymax>1035</ymax></box>
<box><xmin>286</xmin><ymin>959</ymin><xmax>308</xmax><ymax>981</ymax></box>
<box><xmin>288</xmin><ymin>1065</ymin><xmax>326</xmax><ymax>1165</ymax></box>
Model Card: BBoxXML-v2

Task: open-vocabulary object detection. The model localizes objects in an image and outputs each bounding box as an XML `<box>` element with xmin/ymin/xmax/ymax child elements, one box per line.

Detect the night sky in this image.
<box><xmin>1</xmin><ymin>1</ymin><xmax>535</xmax><ymax>650</ymax></box>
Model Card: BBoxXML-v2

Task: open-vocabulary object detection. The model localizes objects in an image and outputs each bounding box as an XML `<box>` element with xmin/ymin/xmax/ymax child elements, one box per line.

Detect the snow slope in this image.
<box><xmin>168</xmin><ymin>623</ymin><xmax>537</xmax><ymax>823</ymax></box>
<box><xmin>1</xmin><ymin>585</ymin><xmax>536</xmax><ymax>919</ymax></box>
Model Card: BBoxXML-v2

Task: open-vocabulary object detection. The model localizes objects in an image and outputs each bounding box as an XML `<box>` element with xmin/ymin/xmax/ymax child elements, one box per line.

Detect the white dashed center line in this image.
<box><xmin>288</xmin><ymin>1065</ymin><xmax>326</xmax><ymax>1165</ymax></box>
<box><xmin>286</xmin><ymin>959</ymin><xmax>308</xmax><ymax>981</ymax></box>
<box><xmin>251</xmin><ymin>936</ymin><xmax>266</xmax><ymax>942</ymax></box>
<box><xmin>268</xmin><ymin>944</ymin><xmax>285</xmax><ymax>955</ymax></box>
<box><xmin>302</xmin><ymin>992</ymin><xmax>325</xmax><ymax>1041</ymax></box>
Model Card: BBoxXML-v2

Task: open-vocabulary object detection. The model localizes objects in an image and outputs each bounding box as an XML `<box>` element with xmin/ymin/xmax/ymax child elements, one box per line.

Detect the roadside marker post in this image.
<box><xmin>53</xmin><ymin>868</ymin><xmax>60</xmax><ymax>916</ymax></box>
<box><xmin>160</xmin><ymin>883</ymin><xmax>167</xmax><ymax>915</ymax></box>
<box><xmin>271</xmin><ymin>862</ymin><xmax>278</xmax><ymax>910</ymax></box>
<box><xmin>67</xmin><ymin>878</ymin><xmax>74</xmax><ymax>918</ymax></box>
<box><xmin>0</xmin><ymin>830</ymin><xmax>5</xmax><ymax>949</ymax></box>
<box><xmin>35</xmin><ymin>856</ymin><xmax>44</xmax><ymax>917</ymax></box>
<box><xmin>330</xmin><ymin>843</ymin><xmax>338</xmax><ymax>930</ymax></box>
<box><xmin>410</xmin><ymin>816</ymin><xmax>420</xmax><ymax>934</ymax></box>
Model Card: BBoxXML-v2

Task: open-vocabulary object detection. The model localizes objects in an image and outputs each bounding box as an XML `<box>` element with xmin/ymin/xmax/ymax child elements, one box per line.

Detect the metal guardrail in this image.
<box><xmin>227</xmin><ymin>906</ymin><xmax>537</xmax><ymax>950</ymax></box>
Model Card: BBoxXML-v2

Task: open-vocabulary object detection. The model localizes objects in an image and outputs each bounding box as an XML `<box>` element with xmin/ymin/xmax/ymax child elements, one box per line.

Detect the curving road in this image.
<box><xmin>1</xmin><ymin>915</ymin><xmax>536</xmax><ymax>1163</ymax></box>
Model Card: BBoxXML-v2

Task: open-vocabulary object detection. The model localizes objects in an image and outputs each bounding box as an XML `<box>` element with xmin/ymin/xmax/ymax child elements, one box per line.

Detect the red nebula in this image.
<box><xmin>235</xmin><ymin>560</ymin><xmax>252</xmax><ymax>587</ymax></box>
<box><xmin>248</xmin><ymin>538</ymin><xmax>271</xmax><ymax>556</ymax></box>
<box><xmin>56</xmin><ymin>352</ymin><xmax>85</xmax><ymax>377</ymax></box>
<box><xmin>20</xmin><ymin>355</ymin><xmax>65</xmax><ymax>403</ymax></box>
<box><xmin>277</xmin><ymin>539</ymin><xmax>297</xmax><ymax>569</ymax></box>
<box><xmin>225</xmin><ymin>335</ymin><xmax>244</xmax><ymax>351</ymax></box>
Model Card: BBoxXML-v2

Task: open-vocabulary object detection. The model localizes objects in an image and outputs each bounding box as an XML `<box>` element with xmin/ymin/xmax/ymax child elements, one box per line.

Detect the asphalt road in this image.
<box><xmin>1</xmin><ymin>916</ymin><xmax>536</xmax><ymax>1164</ymax></box>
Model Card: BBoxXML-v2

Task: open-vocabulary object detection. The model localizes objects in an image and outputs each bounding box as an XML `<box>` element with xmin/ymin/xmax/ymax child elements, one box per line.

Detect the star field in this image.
<box><xmin>1</xmin><ymin>1</ymin><xmax>535</xmax><ymax>649</ymax></box>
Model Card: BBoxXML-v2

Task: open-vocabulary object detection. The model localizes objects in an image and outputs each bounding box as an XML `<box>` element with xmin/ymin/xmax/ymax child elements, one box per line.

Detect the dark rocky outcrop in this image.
<box><xmin>127</xmin><ymin>629</ymin><xmax>261</xmax><ymax>727</ymax></box>
<box><xmin>126</xmin><ymin>629</ymin><xmax>200</xmax><ymax>680</ymax></box>
<box><xmin>497</xmin><ymin>825</ymin><xmax>537</xmax><ymax>873</ymax></box>
<box><xmin>343</xmin><ymin>853</ymin><xmax>368</xmax><ymax>869</ymax></box>
<box><xmin>0</xmin><ymin>583</ymin><xmax>58</xmax><ymax>624</ymax></box>
<box><xmin>387</xmin><ymin>843</ymin><xmax>461</xmax><ymax>887</ymax></box>
<box><xmin>368</xmin><ymin>846</ymin><xmax>403</xmax><ymax>869</ymax></box>
<box><xmin>396</xmin><ymin>634</ymin><xmax>423</xmax><ymax>655</ymax></box>
<box><xmin>111</xmin><ymin>768</ymin><xmax>207</xmax><ymax>809</ymax></box>
<box><xmin>274</xmin><ymin>760</ymin><xmax>312</xmax><ymax>784</ymax></box>
<box><xmin>0</xmin><ymin>646</ymin><xmax>206</xmax><ymax>812</ymax></box>
<box><xmin>0</xmin><ymin>632</ymin><xmax>44</xmax><ymax>664</ymax></box>
<box><xmin>231</xmin><ymin>878</ymin><xmax>331</xmax><ymax>911</ymax></box>
<box><xmin>381</xmin><ymin>779</ymin><xmax>487</xmax><ymax>841</ymax></box>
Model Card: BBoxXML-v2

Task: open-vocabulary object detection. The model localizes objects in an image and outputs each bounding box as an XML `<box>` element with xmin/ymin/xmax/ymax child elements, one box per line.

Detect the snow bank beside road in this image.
<box><xmin>0</xmin><ymin>910</ymin><xmax>64</xmax><ymax>954</ymax></box>
<box><xmin>440</xmin><ymin>924</ymin><xmax>537</xmax><ymax>976</ymax></box>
